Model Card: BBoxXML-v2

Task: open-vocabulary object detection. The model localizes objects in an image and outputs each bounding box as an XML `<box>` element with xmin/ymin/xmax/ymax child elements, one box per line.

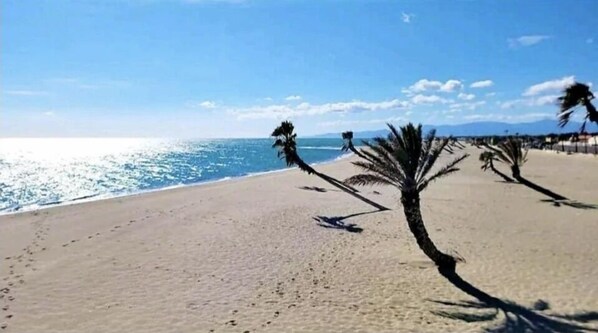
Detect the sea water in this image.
<box><xmin>0</xmin><ymin>138</ymin><xmax>349</xmax><ymax>213</ymax></box>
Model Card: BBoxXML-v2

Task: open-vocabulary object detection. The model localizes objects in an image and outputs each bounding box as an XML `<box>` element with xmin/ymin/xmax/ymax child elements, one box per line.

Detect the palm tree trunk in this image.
<box><xmin>401</xmin><ymin>191</ymin><xmax>456</xmax><ymax>273</ymax></box>
<box><xmin>510</xmin><ymin>165</ymin><xmax>521</xmax><ymax>179</ymax></box>
<box><xmin>293</xmin><ymin>154</ymin><xmax>389</xmax><ymax>211</ymax></box>
<box><xmin>489</xmin><ymin>161</ymin><xmax>514</xmax><ymax>182</ymax></box>
<box><xmin>514</xmin><ymin>175</ymin><xmax>568</xmax><ymax>201</ymax></box>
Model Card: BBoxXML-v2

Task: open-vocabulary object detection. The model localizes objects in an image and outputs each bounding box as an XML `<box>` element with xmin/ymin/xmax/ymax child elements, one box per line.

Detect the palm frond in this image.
<box><xmin>344</xmin><ymin>174</ymin><xmax>394</xmax><ymax>187</ymax></box>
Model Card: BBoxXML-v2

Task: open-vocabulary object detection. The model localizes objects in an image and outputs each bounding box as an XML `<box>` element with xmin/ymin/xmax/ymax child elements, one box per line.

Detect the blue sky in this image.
<box><xmin>2</xmin><ymin>0</ymin><xmax>596</xmax><ymax>138</ymax></box>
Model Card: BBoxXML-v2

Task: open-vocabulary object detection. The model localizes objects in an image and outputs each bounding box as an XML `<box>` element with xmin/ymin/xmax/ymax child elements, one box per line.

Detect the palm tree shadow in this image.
<box><xmin>298</xmin><ymin>186</ymin><xmax>337</xmax><ymax>193</ymax></box>
<box><xmin>540</xmin><ymin>199</ymin><xmax>598</xmax><ymax>210</ymax></box>
<box><xmin>430</xmin><ymin>270</ymin><xmax>598</xmax><ymax>332</ymax></box>
<box><xmin>515</xmin><ymin>177</ymin><xmax>597</xmax><ymax>210</ymax></box>
<box><xmin>312</xmin><ymin>210</ymin><xmax>384</xmax><ymax>233</ymax></box>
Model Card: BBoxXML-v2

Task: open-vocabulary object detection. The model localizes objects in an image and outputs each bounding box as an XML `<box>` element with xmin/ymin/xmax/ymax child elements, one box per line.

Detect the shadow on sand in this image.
<box><xmin>540</xmin><ymin>199</ymin><xmax>598</xmax><ymax>210</ymax></box>
<box><xmin>312</xmin><ymin>210</ymin><xmax>385</xmax><ymax>233</ymax></box>
<box><xmin>298</xmin><ymin>186</ymin><xmax>339</xmax><ymax>193</ymax></box>
<box><xmin>430</xmin><ymin>270</ymin><xmax>598</xmax><ymax>332</ymax></box>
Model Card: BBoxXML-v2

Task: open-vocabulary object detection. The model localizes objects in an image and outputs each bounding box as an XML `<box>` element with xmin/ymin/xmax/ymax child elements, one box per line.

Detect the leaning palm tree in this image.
<box><xmin>341</xmin><ymin>131</ymin><xmax>368</xmax><ymax>160</ymax></box>
<box><xmin>479</xmin><ymin>151</ymin><xmax>514</xmax><ymax>182</ymax></box>
<box><xmin>486</xmin><ymin>138</ymin><xmax>567</xmax><ymax>201</ymax></box>
<box><xmin>557</xmin><ymin>82</ymin><xmax>598</xmax><ymax>132</ymax></box>
<box><xmin>344</xmin><ymin>123</ymin><xmax>468</xmax><ymax>272</ymax></box>
<box><xmin>272</xmin><ymin>121</ymin><xmax>388</xmax><ymax>211</ymax></box>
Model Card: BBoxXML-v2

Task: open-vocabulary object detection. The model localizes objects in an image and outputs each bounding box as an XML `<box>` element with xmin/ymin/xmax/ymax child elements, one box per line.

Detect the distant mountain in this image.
<box><xmin>310</xmin><ymin>119</ymin><xmax>590</xmax><ymax>138</ymax></box>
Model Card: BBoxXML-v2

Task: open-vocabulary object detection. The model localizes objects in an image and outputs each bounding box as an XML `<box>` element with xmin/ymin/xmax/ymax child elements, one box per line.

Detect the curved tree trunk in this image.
<box><xmin>401</xmin><ymin>191</ymin><xmax>456</xmax><ymax>273</ymax></box>
<box><xmin>489</xmin><ymin>161</ymin><xmax>514</xmax><ymax>182</ymax></box>
<box><xmin>510</xmin><ymin>165</ymin><xmax>521</xmax><ymax>179</ymax></box>
<box><xmin>293</xmin><ymin>153</ymin><xmax>389</xmax><ymax>211</ymax></box>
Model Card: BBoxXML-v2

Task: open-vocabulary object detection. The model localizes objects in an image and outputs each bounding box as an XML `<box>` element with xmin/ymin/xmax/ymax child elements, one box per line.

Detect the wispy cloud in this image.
<box><xmin>499</xmin><ymin>95</ymin><xmax>559</xmax><ymax>109</ymax></box>
<box><xmin>43</xmin><ymin>111</ymin><xmax>55</xmax><ymax>117</ymax></box>
<box><xmin>4</xmin><ymin>90</ymin><xmax>49</xmax><ymax>96</ymax></box>
<box><xmin>470</xmin><ymin>80</ymin><xmax>493</xmax><ymax>88</ymax></box>
<box><xmin>410</xmin><ymin>94</ymin><xmax>451</xmax><ymax>105</ymax></box>
<box><xmin>233</xmin><ymin>99</ymin><xmax>409</xmax><ymax>120</ymax></box>
<box><xmin>402</xmin><ymin>79</ymin><xmax>463</xmax><ymax>94</ymax></box>
<box><xmin>464</xmin><ymin>112</ymin><xmax>552</xmax><ymax>122</ymax></box>
<box><xmin>401</xmin><ymin>12</ymin><xmax>414</xmax><ymax>23</ymax></box>
<box><xmin>318</xmin><ymin>116</ymin><xmax>407</xmax><ymax>128</ymax></box>
<box><xmin>448</xmin><ymin>100</ymin><xmax>486</xmax><ymax>112</ymax></box>
<box><xmin>522</xmin><ymin>76</ymin><xmax>574</xmax><ymax>96</ymax></box>
<box><xmin>285</xmin><ymin>95</ymin><xmax>302</xmax><ymax>101</ymax></box>
<box><xmin>199</xmin><ymin>100</ymin><xmax>217</xmax><ymax>109</ymax></box>
<box><xmin>508</xmin><ymin>35</ymin><xmax>551</xmax><ymax>48</ymax></box>
<box><xmin>587</xmin><ymin>38</ymin><xmax>594</xmax><ymax>44</ymax></box>
<box><xmin>457</xmin><ymin>93</ymin><xmax>475</xmax><ymax>101</ymax></box>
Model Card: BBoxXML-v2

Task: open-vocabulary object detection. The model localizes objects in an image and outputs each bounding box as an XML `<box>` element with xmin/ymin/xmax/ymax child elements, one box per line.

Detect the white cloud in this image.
<box><xmin>318</xmin><ymin>116</ymin><xmax>407</xmax><ymax>128</ymax></box>
<box><xmin>234</xmin><ymin>99</ymin><xmax>410</xmax><ymax>120</ymax></box>
<box><xmin>401</xmin><ymin>12</ymin><xmax>414</xmax><ymax>23</ymax></box>
<box><xmin>410</xmin><ymin>94</ymin><xmax>450</xmax><ymax>105</ymax></box>
<box><xmin>403</xmin><ymin>79</ymin><xmax>462</xmax><ymax>94</ymax></box>
<box><xmin>449</xmin><ymin>101</ymin><xmax>486</xmax><ymax>111</ymax></box>
<box><xmin>457</xmin><ymin>93</ymin><xmax>475</xmax><ymax>101</ymax></box>
<box><xmin>440</xmin><ymin>80</ymin><xmax>463</xmax><ymax>92</ymax></box>
<box><xmin>470</xmin><ymin>80</ymin><xmax>494</xmax><ymax>88</ymax></box>
<box><xmin>285</xmin><ymin>95</ymin><xmax>302</xmax><ymax>101</ymax></box>
<box><xmin>485</xmin><ymin>92</ymin><xmax>497</xmax><ymax>97</ymax></box>
<box><xmin>523</xmin><ymin>76</ymin><xmax>575</xmax><ymax>96</ymax></box>
<box><xmin>199</xmin><ymin>100</ymin><xmax>217</xmax><ymax>109</ymax></box>
<box><xmin>499</xmin><ymin>94</ymin><xmax>559</xmax><ymax>109</ymax></box>
<box><xmin>43</xmin><ymin>111</ymin><xmax>55</xmax><ymax>116</ymax></box>
<box><xmin>587</xmin><ymin>38</ymin><xmax>594</xmax><ymax>44</ymax></box>
<box><xmin>508</xmin><ymin>35</ymin><xmax>551</xmax><ymax>48</ymax></box>
<box><xmin>464</xmin><ymin>113</ymin><xmax>552</xmax><ymax>122</ymax></box>
<box><xmin>4</xmin><ymin>90</ymin><xmax>49</xmax><ymax>96</ymax></box>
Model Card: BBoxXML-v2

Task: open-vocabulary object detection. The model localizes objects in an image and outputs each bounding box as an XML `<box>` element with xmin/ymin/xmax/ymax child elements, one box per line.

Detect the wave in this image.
<box><xmin>298</xmin><ymin>146</ymin><xmax>341</xmax><ymax>150</ymax></box>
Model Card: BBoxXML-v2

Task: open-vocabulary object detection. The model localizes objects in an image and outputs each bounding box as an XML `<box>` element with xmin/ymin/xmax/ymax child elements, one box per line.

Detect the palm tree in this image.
<box><xmin>344</xmin><ymin>123</ymin><xmax>468</xmax><ymax>272</ymax></box>
<box><xmin>557</xmin><ymin>82</ymin><xmax>598</xmax><ymax>132</ymax></box>
<box><xmin>486</xmin><ymin>138</ymin><xmax>567</xmax><ymax>201</ymax></box>
<box><xmin>272</xmin><ymin>121</ymin><xmax>388</xmax><ymax>211</ymax></box>
<box><xmin>341</xmin><ymin>131</ymin><xmax>368</xmax><ymax>160</ymax></box>
<box><xmin>479</xmin><ymin>151</ymin><xmax>514</xmax><ymax>182</ymax></box>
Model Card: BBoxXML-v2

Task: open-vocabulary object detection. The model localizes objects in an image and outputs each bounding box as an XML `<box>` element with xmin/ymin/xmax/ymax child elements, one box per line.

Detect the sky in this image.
<box><xmin>1</xmin><ymin>0</ymin><xmax>597</xmax><ymax>138</ymax></box>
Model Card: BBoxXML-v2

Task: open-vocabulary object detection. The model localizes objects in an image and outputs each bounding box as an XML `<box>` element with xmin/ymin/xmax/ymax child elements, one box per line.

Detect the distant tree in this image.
<box><xmin>558</xmin><ymin>82</ymin><xmax>598</xmax><ymax>132</ymax></box>
<box><xmin>486</xmin><ymin>138</ymin><xmax>567</xmax><ymax>200</ymax></box>
<box><xmin>479</xmin><ymin>151</ymin><xmax>514</xmax><ymax>182</ymax></box>
<box><xmin>344</xmin><ymin>123</ymin><xmax>468</xmax><ymax>273</ymax></box>
<box><xmin>272</xmin><ymin>121</ymin><xmax>388</xmax><ymax>210</ymax></box>
<box><xmin>341</xmin><ymin>131</ymin><xmax>368</xmax><ymax>160</ymax></box>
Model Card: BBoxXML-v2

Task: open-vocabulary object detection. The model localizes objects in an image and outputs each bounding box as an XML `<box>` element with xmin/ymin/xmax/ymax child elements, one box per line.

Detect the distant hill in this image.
<box><xmin>310</xmin><ymin>119</ymin><xmax>589</xmax><ymax>138</ymax></box>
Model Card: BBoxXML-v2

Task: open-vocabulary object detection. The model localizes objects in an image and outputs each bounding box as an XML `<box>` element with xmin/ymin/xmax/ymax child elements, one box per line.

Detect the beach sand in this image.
<box><xmin>1</xmin><ymin>147</ymin><xmax>597</xmax><ymax>332</ymax></box>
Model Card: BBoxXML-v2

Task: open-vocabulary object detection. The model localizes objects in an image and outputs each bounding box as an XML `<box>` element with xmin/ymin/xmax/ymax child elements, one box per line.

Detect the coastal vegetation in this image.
<box><xmin>479</xmin><ymin>151</ymin><xmax>514</xmax><ymax>182</ymax></box>
<box><xmin>271</xmin><ymin>121</ymin><xmax>388</xmax><ymax>211</ymax></box>
<box><xmin>558</xmin><ymin>82</ymin><xmax>597</xmax><ymax>132</ymax></box>
<box><xmin>340</xmin><ymin>131</ymin><xmax>368</xmax><ymax>160</ymax></box>
<box><xmin>343</xmin><ymin>123</ymin><xmax>468</xmax><ymax>272</ymax></box>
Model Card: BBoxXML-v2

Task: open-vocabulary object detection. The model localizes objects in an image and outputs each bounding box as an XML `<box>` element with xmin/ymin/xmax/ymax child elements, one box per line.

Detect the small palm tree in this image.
<box><xmin>271</xmin><ymin>121</ymin><xmax>316</xmax><ymax>174</ymax></box>
<box><xmin>272</xmin><ymin>121</ymin><xmax>388</xmax><ymax>211</ymax></box>
<box><xmin>479</xmin><ymin>151</ymin><xmax>514</xmax><ymax>182</ymax></box>
<box><xmin>558</xmin><ymin>82</ymin><xmax>598</xmax><ymax>132</ymax></box>
<box><xmin>344</xmin><ymin>123</ymin><xmax>468</xmax><ymax>272</ymax></box>
<box><xmin>341</xmin><ymin>131</ymin><xmax>368</xmax><ymax>160</ymax></box>
<box><xmin>485</xmin><ymin>138</ymin><xmax>528</xmax><ymax>179</ymax></box>
<box><xmin>486</xmin><ymin>138</ymin><xmax>567</xmax><ymax>200</ymax></box>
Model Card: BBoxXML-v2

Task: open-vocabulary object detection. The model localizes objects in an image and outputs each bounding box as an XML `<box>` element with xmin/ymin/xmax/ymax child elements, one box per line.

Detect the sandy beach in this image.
<box><xmin>1</xmin><ymin>146</ymin><xmax>597</xmax><ymax>332</ymax></box>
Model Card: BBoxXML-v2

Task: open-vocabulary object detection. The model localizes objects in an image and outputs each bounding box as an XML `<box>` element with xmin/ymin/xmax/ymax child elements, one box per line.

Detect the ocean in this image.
<box><xmin>0</xmin><ymin>138</ymin><xmax>350</xmax><ymax>213</ymax></box>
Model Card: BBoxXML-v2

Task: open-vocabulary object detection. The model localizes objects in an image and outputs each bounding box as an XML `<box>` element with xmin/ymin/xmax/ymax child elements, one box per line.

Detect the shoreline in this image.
<box><xmin>0</xmin><ymin>152</ymin><xmax>353</xmax><ymax>217</ymax></box>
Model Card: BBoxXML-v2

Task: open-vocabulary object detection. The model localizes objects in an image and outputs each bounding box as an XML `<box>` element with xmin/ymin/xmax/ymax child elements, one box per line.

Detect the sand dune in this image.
<box><xmin>1</xmin><ymin>147</ymin><xmax>597</xmax><ymax>332</ymax></box>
